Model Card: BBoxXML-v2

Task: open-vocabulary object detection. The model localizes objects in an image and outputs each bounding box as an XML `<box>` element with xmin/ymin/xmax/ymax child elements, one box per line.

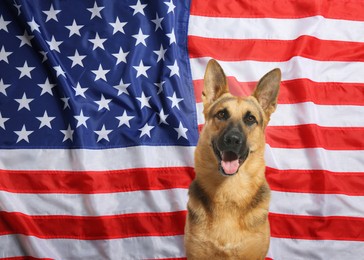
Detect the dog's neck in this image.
<box><xmin>194</xmin><ymin>160</ymin><xmax>268</xmax><ymax>209</ymax></box>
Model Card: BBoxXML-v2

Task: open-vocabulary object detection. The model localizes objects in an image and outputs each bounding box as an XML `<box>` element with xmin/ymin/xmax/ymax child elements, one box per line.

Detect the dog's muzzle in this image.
<box><xmin>213</xmin><ymin>127</ymin><xmax>249</xmax><ymax>176</ymax></box>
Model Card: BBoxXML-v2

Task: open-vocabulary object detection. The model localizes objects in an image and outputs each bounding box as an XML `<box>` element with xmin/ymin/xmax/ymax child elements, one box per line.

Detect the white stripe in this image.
<box><xmin>4</xmin><ymin>140</ymin><xmax>360</xmax><ymax>173</ymax></box>
<box><xmin>270</xmin><ymin>103</ymin><xmax>364</xmax><ymax>127</ymax></box>
<box><xmin>196</xmin><ymin>102</ymin><xmax>364</xmax><ymax>127</ymax></box>
<box><xmin>189</xmin><ymin>15</ymin><xmax>364</xmax><ymax>42</ymax></box>
<box><xmin>265</xmin><ymin>145</ymin><xmax>364</xmax><ymax>172</ymax></box>
<box><xmin>267</xmin><ymin>237</ymin><xmax>364</xmax><ymax>260</ymax></box>
<box><xmin>190</xmin><ymin>57</ymin><xmax>364</xmax><ymax>83</ymax></box>
<box><xmin>0</xmin><ymin>188</ymin><xmax>188</xmax><ymax>216</ymax></box>
<box><xmin>0</xmin><ymin>234</ymin><xmax>185</xmax><ymax>259</ymax></box>
<box><xmin>0</xmin><ymin>145</ymin><xmax>195</xmax><ymax>171</ymax></box>
<box><xmin>5</xmin><ymin>188</ymin><xmax>363</xmax><ymax>219</ymax></box>
<box><xmin>270</xmin><ymin>191</ymin><xmax>364</xmax><ymax>217</ymax></box>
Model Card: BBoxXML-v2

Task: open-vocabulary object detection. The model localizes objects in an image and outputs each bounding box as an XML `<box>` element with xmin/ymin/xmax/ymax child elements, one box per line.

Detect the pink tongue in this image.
<box><xmin>221</xmin><ymin>159</ymin><xmax>239</xmax><ymax>175</ymax></box>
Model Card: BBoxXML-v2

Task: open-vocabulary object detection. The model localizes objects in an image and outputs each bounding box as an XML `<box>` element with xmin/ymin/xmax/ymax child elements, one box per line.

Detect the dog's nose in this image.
<box><xmin>222</xmin><ymin>129</ymin><xmax>246</xmax><ymax>152</ymax></box>
<box><xmin>224</xmin><ymin>132</ymin><xmax>242</xmax><ymax>146</ymax></box>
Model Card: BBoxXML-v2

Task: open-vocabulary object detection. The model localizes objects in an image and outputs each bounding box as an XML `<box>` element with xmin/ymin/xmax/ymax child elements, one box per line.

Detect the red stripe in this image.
<box><xmin>198</xmin><ymin>124</ymin><xmax>363</xmax><ymax>151</ymax></box>
<box><xmin>0</xmin><ymin>167</ymin><xmax>194</xmax><ymax>194</ymax></box>
<box><xmin>269</xmin><ymin>213</ymin><xmax>364</xmax><ymax>241</ymax></box>
<box><xmin>266</xmin><ymin>125</ymin><xmax>364</xmax><ymax>150</ymax></box>
<box><xmin>188</xmin><ymin>36</ymin><xmax>364</xmax><ymax>62</ymax></box>
<box><xmin>0</xmin><ymin>211</ymin><xmax>186</xmax><ymax>239</ymax></box>
<box><xmin>266</xmin><ymin>167</ymin><xmax>364</xmax><ymax>195</ymax></box>
<box><xmin>193</xmin><ymin>78</ymin><xmax>364</xmax><ymax>106</ymax></box>
<box><xmin>190</xmin><ymin>0</ymin><xmax>364</xmax><ymax>20</ymax></box>
<box><xmin>1</xmin><ymin>258</ymin><xmax>52</xmax><ymax>260</ymax></box>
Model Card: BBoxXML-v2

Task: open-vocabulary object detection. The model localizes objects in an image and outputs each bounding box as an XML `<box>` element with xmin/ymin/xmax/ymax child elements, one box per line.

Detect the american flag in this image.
<box><xmin>0</xmin><ymin>0</ymin><xmax>363</xmax><ymax>259</ymax></box>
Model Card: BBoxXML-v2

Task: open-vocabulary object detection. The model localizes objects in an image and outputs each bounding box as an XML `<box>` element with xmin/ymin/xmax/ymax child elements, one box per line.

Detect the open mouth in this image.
<box><xmin>213</xmin><ymin>145</ymin><xmax>249</xmax><ymax>176</ymax></box>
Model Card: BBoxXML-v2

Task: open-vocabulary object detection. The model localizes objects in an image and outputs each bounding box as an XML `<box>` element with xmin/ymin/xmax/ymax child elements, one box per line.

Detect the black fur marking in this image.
<box><xmin>187</xmin><ymin>205</ymin><xmax>199</xmax><ymax>224</ymax></box>
<box><xmin>189</xmin><ymin>180</ymin><xmax>211</xmax><ymax>213</ymax></box>
<box><xmin>249</xmin><ymin>184</ymin><xmax>270</xmax><ymax>210</ymax></box>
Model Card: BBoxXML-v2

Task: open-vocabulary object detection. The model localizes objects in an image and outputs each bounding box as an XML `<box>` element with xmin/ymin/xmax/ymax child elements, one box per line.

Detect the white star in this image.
<box><xmin>27</xmin><ymin>17</ymin><xmax>40</xmax><ymax>32</ymax></box>
<box><xmin>174</xmin><ymin>122</ymin><xmax>188</xmax><ymax>140</ymax></box>
<box><xmin>87</xmin><ymin>2</ymin><xmax>104</xmax><ymax>19</ymax></box>
<box><xmin>167</xmin><ymin>92</ymin><xmax>183</xmax><ymax>109</ymax></box>
<box><xmin>14</xmin><ymin>125</ymin><xmax>33</xmax><ymax>143</ymax></box>
<box><xmin>65</xmin><ymin>20</ymin><xmax>84</xmax><ymax>37</ymax></box>
<box><xmin>0</xmin><ymin>46</ymin><xmax>12</xmax><ymax>63</ymax></box>
<box><xmin>130</xmin><ymin>0</ymin><xmax>147</xmax><ymax>16</ymax></box>
<box><xmin>15</xmin><ymin>93</ymin><xmax>33</xmax><ymax>111</ymax></box>
<box><xmin>92</xmin><ymin>64</ymin><xmax>109</xmax><ymax>81</ymax></box>
<box><xmin>158</xmin><ymin>109</ymin><xmax>169</xmax><ymax>125</ymax></box>
<box><xmin>13</xmin><ymin>1</ymin><xmax>22</xmax><ymax>15</ymax></box>
<box><xmin>94</xmin><ymin>125</ymin><xmax>113</xmax><ymax>142</ymax></box>
<box><xmin>60</xmin><ymin>124</ymin><xmax>74</xmax><ymax>142</ymax></box>
<box><xmin>68</xmin><ymin>50</ymin><xmax>86</xmax><ymax>68</ymax></box>
<box><xmin>46</xmin><ymin>36</ymin><xmax>63</xmax><ymax>52</ymax></box>
<box><xmin>113</xmin><ymin>79</ymin><xmax>130</xmax><ymax>96</ymax></box>
<box><xmin>151</xmin><ymin>13</ymin><xmax>164</xmax><ymax>31</ymax></box>
<box><xmin>94</xmin><ymin>94</ymin><xmax>112</xmax><ymax>111</ymax></box>
<box><xmin>36</xmin><ymin>111</ymin><xmax>55</xmax><ymax>129</ymax></box>
<box><xmin>0</xmin><ymin>15</ymin><xmax>11</xmax><ymax>32</ymax></box>
<box><xmin>73</xmin><ymin>83</ymin><xmax>88</xmax><ymax>98</ymax></box>
<box><xmin>74</xmin><ymin>110</ymin><xmax>90</xmax><ymax>128</ymax></box>
<box><xmin>139</xmin><ymin>123</ymin><xmax>154</xmax><ymax>138</ymax></box>
<box><xmin>164</xmin><ymin>0</ymin><xmax>176</xmax><ymax>13</ymax></box>
<box><xmin>61</xmin><ymin>97</ymin><xmax>70</xmax><ymax>110</ymax></box>
<box><xmin>0</xmin><ymin>112</ymin><xmax>9</xmax><ymax>129</ymax></box>
<box><xmin>132</xmin><ymin>28</ymin><xmax>149</xmax><ymax>46</ymax></box>
<box><xmin>53</xmin><ymin>65</ymin><xmax>66</xmax><ymax>77</ymax></box>
<box><xmin>38</xmin><ymin>78</ymin><xmax>56</xmax><ymax>96</ymax></box>
<box><xmin>89</xmin><ymin>32</ymin><xmax>107</xmax><ymax>50</ymax></box>
<box><xmin>136</xmin><ymin>92</ymin><xmax>151</xmax><ymax>109</ymax></box>
<box><xmin>112</xmin><ymin>47</ymin><xmax>129</xmax><ymax>65</ymax></box>
<box><xmin>17</xmin><ymin>30</ymin><xmax>33</xmax><ymax>47</ymax></box>
<box><xmin>166</xmin><ymin>28</ymin><xmax>176</xmax><ymax>45</ymax></box>
<box><xmin>16</xmin><ymin>61</ymin><xmax>35</xmax><ymax>79</ymax></box>
<box><xmin>109</xmin><ymin>17</ymin><xmax>127</xmax><ymax>34</ymax></box>
<box><xmin>153</xmin><ymin>45</ymin><xmax>167</xmax><ymax>62</ymax></box>
<box><xmin>0</xmin><ymin>79</ymin><xmax>10</xmax><ymax>96</ymax></box>
<box><xmin>43</xmin><ymin>4</ymin><xmax>61</xmax><ymax>22</ymax></box>
<box><xmin>116</xmin><ymin>111</ymin><xmax>134</xmax><ymax>128</ymax></box>
<box><xmin>167</xmin><ymin>60</ymin><xmax>180</xmax><ymax>77</ymax></box>
<box><xmin>154</xmin><ymin>81</ymin><xmax>165</xmax><ymax>94</ymax></box>
<box><xmin>133</xmin><ymin>60</ymin><xmax>151</xmax><ymax>78</ymax></box>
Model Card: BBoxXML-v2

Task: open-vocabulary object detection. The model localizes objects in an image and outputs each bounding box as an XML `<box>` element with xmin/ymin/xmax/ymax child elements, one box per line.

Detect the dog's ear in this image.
<box><xmin>253</xmin><ymin>68</ymin><xmax>281</xmax><ymax>117</ymax></box>
<box><xmin>202</xmin><ymin>59</ymin><xmax>229</xmax><ymax>108</ymax></box>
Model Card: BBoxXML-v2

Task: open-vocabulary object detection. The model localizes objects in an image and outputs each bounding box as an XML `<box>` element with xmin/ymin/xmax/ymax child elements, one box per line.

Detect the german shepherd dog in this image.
<box><xmin>184</xmin><ymin>59</ymin><xmax>281</xmax><ymax>259</ymax></box>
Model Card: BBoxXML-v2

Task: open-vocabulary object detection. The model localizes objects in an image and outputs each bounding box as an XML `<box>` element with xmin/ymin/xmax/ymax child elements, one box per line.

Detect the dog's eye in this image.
<box><xmin>215</xmin><ymin>109</ymin><xmax>229</xmax><ymax>121</ymax></box>
<box><xmin>244</xmin><ymin>113</ymin><xmax>257</xmax><ymax>125</ymax></box>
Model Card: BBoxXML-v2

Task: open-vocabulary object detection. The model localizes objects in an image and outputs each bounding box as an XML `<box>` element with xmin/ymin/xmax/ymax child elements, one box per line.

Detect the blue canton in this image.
<box><xmin>0</xmin><ymin>0</ymin><xmax>198</xmax><ymax>148</ymax></box>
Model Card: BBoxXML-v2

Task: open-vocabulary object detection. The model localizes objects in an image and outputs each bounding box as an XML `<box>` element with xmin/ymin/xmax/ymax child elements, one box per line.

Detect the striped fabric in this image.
<box><xmin>189</xmin><ymin>1</ymin><xmax>364</xmax><ymax>259</ymax></box>
<box><xmin>0</xmin><ymin>0</ymin><xmax>363</xmax><ymax>259</ymax></box>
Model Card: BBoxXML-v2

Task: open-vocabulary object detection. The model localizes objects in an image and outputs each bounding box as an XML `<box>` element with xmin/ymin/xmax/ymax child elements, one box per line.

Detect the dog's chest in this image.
<box><xmin>193</xmin><ymin>219</ymin><xmax>266</xmax><ymax>259</ymax></box>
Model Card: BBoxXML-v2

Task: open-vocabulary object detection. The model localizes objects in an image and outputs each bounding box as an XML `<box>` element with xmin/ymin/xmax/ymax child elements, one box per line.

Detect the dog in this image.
<box><xmin>184</xmin><ymin>59</ymin><xmax>281</xmax><ymax>259</ymax></box>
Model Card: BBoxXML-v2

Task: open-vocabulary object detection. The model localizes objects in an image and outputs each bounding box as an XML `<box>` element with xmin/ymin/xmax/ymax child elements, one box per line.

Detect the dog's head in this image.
<box><xmin>199</xmin><ymin>59</ymin><xmax>281</xmax><ymax>177</ymax></box>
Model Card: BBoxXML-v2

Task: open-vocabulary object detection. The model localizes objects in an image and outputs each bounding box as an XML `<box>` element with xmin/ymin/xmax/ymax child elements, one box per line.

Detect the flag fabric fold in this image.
<box><xmin>0</xmin><ymin>0</ymin><xmax>364</xmax><ymax>259</ymax></box>
<box><xmin>1</xmin><ymin>0</ymin><xmax>196</xmax><ymax>259</ymax></box>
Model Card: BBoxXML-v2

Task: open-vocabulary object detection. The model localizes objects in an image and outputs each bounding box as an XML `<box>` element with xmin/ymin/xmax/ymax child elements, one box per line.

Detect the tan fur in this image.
<box><xmin>184</xmin><ymin>59</ymin><xmax>281</xmax><ymax>259</ymax></box>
